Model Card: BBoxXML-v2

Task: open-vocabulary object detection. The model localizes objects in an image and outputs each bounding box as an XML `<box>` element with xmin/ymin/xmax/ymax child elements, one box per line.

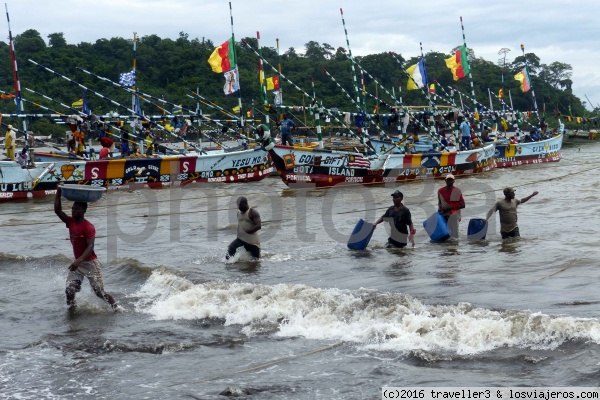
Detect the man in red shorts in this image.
<box><xmin>54</xmin><ymin>186</ymin><xmax>118</xmax><ymax>311</ymax></box>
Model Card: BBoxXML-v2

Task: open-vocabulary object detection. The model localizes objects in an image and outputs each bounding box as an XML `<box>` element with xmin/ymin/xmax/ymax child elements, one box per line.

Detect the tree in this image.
<box><xmin>511</xmin><ymin>53</ymin><xmax>541</xmax><ymax>75</ymax></box>
<box><xmin>48</xmin><ymin>33</ymin><xmax>67</xmax><ymax>48</ymax></box>
<box><xmin>304</xmin><ymin>41</ymin><xmax>326</xmax><ymax>59</ymax></box>
<box><xmin>539</xmin><ymin>61</ymin><xmax>573</xmax><ymax>90</ymax></box>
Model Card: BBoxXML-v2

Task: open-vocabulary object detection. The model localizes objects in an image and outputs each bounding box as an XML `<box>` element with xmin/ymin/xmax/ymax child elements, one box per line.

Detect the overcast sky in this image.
<box><xmin>5</xmin><ymin>0</ymin><xmax>600</xmax><ymax>110</ymax></box>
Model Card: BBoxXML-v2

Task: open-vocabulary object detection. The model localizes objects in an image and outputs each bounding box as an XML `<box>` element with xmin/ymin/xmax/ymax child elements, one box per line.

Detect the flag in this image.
<box><xmin>71</xmin><ymin>99</ymin><xmax>83</xmax><ymax>108</ymax></box>
<box><xmin>232</xmin><ymin>105</ymin><xmax>240</xmax><ymax>113</ymax></box>
<box><xmin>514</xmin><ymin>69</ymin><xmax>531</xmax><ymax>92</ymax></box>
<box><xmin>429</xmin><ymin>84</ymin><xmax>435</xmax><ymax>94</ymax></box>
<box><xmin>223</xmin><ymin>67</ymin><xmax>240</xmax><ymax>95</ymax></box>
<box><xmin>82</xmin><ymin>91</ymin><xmax>90</xmax><ymax>115</ymax></box>
<box><xmin>348</xmin><ymin>155</ymin><xmax>371</xmax><ymax>168</ymax></box>
<box><xmin>445</xmin><ymin>45</ymin><xmax>470</xmax><ymax>81</ymax></box>
<box><xmin>0</xmin><ymin>93</ymin><xmax>15</xmax><ymax>99</ymax></box>
<box><xmin>266</xmin><ymin>76</ymin><xmax>280</xmax><ymax>91</ymax></box>
<box><xmin>119</xmin><ymin>70</ymin><xmax>136</xmax><ymax>87</ymax></box>
<box><xmin>406</xmin><ymin>59</ymin><xmax>428</xmax><ymax>90</ymax></box>
<box><xmin>131</xmin><ymin>95</ymin><xmax>143</xmax><ymax>128</ymax></box>
<box><xmin>172</xmin><ymin>104</ymin><xmax>182</xmax><ymax>114</ymax></box>
<box><xmin>273</xmin><ymin>89</ymin><xmax>282</xmax><ymax>106</ymax></box>
<box><xmin>499</xmin><ymin>88</ymin><xmax>504</xmax><ymax>99</ymax></box>
<box><xmin>208</xmin><ymin>37</ymin><xmax>236</xmax><ymax>73</ymax></box>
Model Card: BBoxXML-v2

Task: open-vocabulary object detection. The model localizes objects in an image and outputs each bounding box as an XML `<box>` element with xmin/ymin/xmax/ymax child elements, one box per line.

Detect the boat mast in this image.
<box><xmin>5</xmin><ymin>4</ymin><xmax>28</xmax><ymax>152</ymax></box>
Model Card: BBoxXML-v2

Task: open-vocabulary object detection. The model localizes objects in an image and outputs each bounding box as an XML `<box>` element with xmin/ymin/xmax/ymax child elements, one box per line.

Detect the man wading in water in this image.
<box><xmin>226</xmin><ymin>196</ymin><xmax>262</xmax><ymax>260</ymax></box>
<box><xmin>54</xmin><ymin>186</ymin><xmax>118</xmax><ymax>311</ymax></box>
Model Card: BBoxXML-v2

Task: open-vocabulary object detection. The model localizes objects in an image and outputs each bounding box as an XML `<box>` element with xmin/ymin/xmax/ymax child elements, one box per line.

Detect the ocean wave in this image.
<box><xmin>133</xmin><ymin>270</ymin><xmax>600</xmax><ymax>355</ymax></box>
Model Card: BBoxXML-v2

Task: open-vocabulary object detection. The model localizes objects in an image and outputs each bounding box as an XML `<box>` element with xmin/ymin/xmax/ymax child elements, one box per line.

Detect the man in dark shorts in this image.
<box><xmin>226</xmin><ymin>196</ymin><xmax>262</xmax><ymax>260</ymax></box>
<box><xmin>486</xmin><ymin>187</ymin><xmax>539</xmax><ymax>239</ymax></box>
<box><xmin>374</xmin><ymin>190</ymin><xmax>416</xmax><ymax>248</ymax></box>
<box><xmin>54</xmin><ymin>186</ymin><xmax>118</xmax><ymax>311</ymax></box>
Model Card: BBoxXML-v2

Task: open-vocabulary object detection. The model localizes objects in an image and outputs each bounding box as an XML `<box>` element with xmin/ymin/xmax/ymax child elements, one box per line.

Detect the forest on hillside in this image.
<box><xmin>0</xmin><ymin>29</ymin><xmax>592</xmax><ymax>137</ymax></box>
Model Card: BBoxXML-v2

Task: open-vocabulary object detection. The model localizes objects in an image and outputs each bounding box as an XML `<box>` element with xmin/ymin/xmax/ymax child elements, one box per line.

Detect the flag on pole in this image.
<box><xmin>406</xmin><ymin>59</ymin><xmax>428</xmax><ymax>90</ymax></box>
<box><xmin>273</xmin><ymin>89</ymin><xmax>282</xmax><ymax>106</ymax></box>
<box><xmin>514</xmin><ymin>69</ymin><xmax>531</xmax><ymax>92</ymax></box>
<box><xmin>445</xmin><ymin>45</ymin><xmax>470</xmax><ymax>81</ymax></box>
<box><xmin>119</xmin><ymin>70</ymin><xmax>136</xmax><ymax>87</ymax></box>
<box><xmin>82</xmin><ymin>91</ymin><xmax>90</xmax><ymax>115</ymax></box>
<box><xmin>208</xmin><ymin>37</ymin><xmax>236</xmax><ymax>73</ymax></box>
<box><xmin>429</xmin><ymin>84</ymin><xmax>435</xmax><ymax>94</ymax></box>
<box><xmin>499</xmin><ymin>88</ymin><xmax>504</xmax><ymax>99</ymax></box>
<box><xmin>232</xmin><ymin>105</ymin><xmax>240</xmax><ymax>113</ymax></box>
<box><xmin>71</xmin><ymin>99</ymin><xmax>83</xmax><ymax>108</ymax></box>
<box><xmin>266</xmin><ymin>76</ymin><xmax>280</xmax><ymax>91</ymax></box>
<box><xmin>223</xmin><ymin>67</ymin><xmax>240</xmax><ymax>95</ymax></box>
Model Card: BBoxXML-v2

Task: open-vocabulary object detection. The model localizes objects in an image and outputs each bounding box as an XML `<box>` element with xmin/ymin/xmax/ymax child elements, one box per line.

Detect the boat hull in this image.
<box><xmin>494</xmin><ymin>134</ymin><xmax>562</xmax><ymax>168</ymax></box>
<box><xmin>268</xmin><ymin>143</ymin><xmax>496</xmax><ymax>188</ymax></box>
<box><xmin>0</xmin><ymin>148</ymin><xmax>272</xmax><ymax>201</ymax></box>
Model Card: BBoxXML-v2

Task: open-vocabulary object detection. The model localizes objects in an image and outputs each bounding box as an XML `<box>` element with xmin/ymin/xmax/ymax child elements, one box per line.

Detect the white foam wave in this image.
<box><xmin>133</xmin><ymin>270</ymin><xmax>600</xmax><ymax>355</ymax></box>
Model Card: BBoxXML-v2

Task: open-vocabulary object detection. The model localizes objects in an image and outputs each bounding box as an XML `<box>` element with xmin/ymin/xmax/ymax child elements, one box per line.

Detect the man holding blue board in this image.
<box><xmin>374</xmin><ymin>190</ymin><xmax>416</xmax><ymax>248</ymax></box>
<box><xmin>438</xmin><ymin>174</ymin><xmax>465</xmax><ymax>239</ymax></box>
<box><xmin>486</xmin><ymin>187</ymin><xmax>539</xmax><ymax>239</ymax></box>
<box><xmin>54</xmin><ymin>187</ymin><xmax>118</xmax><ymax>311</ymax></box>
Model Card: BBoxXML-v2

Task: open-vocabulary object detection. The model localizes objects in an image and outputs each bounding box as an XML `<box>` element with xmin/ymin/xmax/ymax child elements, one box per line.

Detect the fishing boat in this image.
<box><xmin>493</xmin><ymin>133</ymin><xmax>562</xmax><ymax>168</ymax></box>
<box><xmin>267</xmin><ymin>142</ymin><xmax>495</xmax><ymax>188</ymax></box>
<box><xmin>0</xmin><ymin>147</ymin><xmax>272</xmax><ymax>201</ymax></box>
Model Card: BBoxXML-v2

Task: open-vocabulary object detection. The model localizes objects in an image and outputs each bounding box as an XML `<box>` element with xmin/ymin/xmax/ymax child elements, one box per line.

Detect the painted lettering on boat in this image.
<box><xmin>293</xmin><ymin>165</ymin><xmax>313</xmax><ymax>174</ymax></box>
<box><xmin>286</xmin><ymin>174</ymin><xmax>311</xmax><ymax>181</ymax></box>
<box><xmin>0</xmin><ymin>182</ymin><xmax>32</xmax><ymax>191</ymax></box>
<box><xmin>297</xmin><ymin>155</ymin><xmax>344</xmax><ymax>166</ymax></box>
<box><xmin>232</xmin><ymin>156</ymin><xmax>262</xmax><ymax>168</ymax></box>
<box><xmin>345</xmin><ymin>177</ymin><xmax>363</xmax><ymax>183</ymax></box>
<box><xmin>328</xmin><ymin>167</ymin><xmax>355</xmax><ymax>176</ymax></box>
<box><xmin>182</xmin><ymin>161</ymin><xmax>190</xmax><ymax>173</ymax></box>
<box><xmin>208</xmin><ymin>176</ymin><xmax>227</xmax><ymax>182</ymax></box>
<box><xmin>91</xmin><ymin>167</ymin><xmax>100</xmax><ymax>179</ymax></box>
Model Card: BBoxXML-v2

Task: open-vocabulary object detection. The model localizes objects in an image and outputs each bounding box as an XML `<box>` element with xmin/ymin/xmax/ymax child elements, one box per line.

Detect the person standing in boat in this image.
<box><xmin>226</xmin><ymin>196</ymin><xmax>262</xmax><ymax>260</ymax></box>
<box><xmin>486</xmin><ymin>187</ymin><xmax>539</xmax><ymax>239</ymax></box>
<box><xmin>459</xmin><ymin>118</ymin><xmax>471</xmax><ymax>150</ymax></box>
<box><xmin>374</xmin><ymin>190</ymin><xmax>416</xmax><ymax>248</ymax></box>
<box><xmin>120</xmin><ymin>130</ymin><xmax>131</xmax><ymax>157</ymax></box>
<box><xmin>4</xmin><ymin>124</ymin><xmax>16</xmax><ymax>161</ymax></box>
<box><xmin>98</xmin><ymin>135</ymin><xmax>115</xmax><ymax>158</ymax></box>
<box><xmin>54</xmin><ymin>186</ymin><xmax>118</xmax><ymax>311</ymax></box>
<box><xmin>278</xmin><ymin>113</ymin><xmax>295</xmax><ymax>146</ymax></box>
<box><xmin>438</xmin><ymin>173</ymin><xmax>465</xmax><ymax>239</ymax></box>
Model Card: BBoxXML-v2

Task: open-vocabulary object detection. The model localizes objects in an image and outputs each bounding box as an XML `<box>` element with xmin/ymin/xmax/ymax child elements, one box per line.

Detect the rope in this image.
<box><xmin>169</xmin><ymin>341</ymin><xmax>343</xmax><ymax>387</ymax></box>
<box><xmin>539</xmin><ymin>259</ymin><xmax>578</xmax><ymax>280</ymax></box>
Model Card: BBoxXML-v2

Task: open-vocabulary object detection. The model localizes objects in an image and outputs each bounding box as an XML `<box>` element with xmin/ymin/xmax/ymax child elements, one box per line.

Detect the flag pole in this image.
<box><xmin>276</xmin><ymin>38</ymin><xmax>282</xmax><ymax>112</ymax></box>
<box><xmin>459</xmin><ymin>16</ymin><xmax>480</xmax><ymax>133</ymax></box>
<box><xmin>5</xmin><ymin>3</ymin><xmax>28</xmax><ymax>160</ymax></box>
<box><xmin>520</xmin><ymin>44</ymin><xmax>540</xmax><ymax>123</ymax></box>
<box><xmin>340</xmin><ymin>8</ymin><xmax>369</xmax><ymax>151</ymax></box>
<box><xmin>257</xmin><ymin>31</ymin><xmax>270</xmax><ymax>132</ymax></box>
<box><xmin>229</xmin><ymin>2</ymin><xmax>243</xmax><ymax>136</ymax></box>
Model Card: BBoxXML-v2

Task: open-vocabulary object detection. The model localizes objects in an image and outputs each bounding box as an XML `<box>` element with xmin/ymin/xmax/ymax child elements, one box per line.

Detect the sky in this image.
<box><xmin>5</xmin><ymin>0</ymin><xmax>600</xmax><ymax>110</ymax></box>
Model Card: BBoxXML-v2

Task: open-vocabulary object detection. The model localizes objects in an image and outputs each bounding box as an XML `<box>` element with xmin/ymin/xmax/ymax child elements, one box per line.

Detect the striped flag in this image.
<box><xmin>348</xmin><ymin>155</ymin><xmax>371</xmax><ymax>168</ymax></box>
